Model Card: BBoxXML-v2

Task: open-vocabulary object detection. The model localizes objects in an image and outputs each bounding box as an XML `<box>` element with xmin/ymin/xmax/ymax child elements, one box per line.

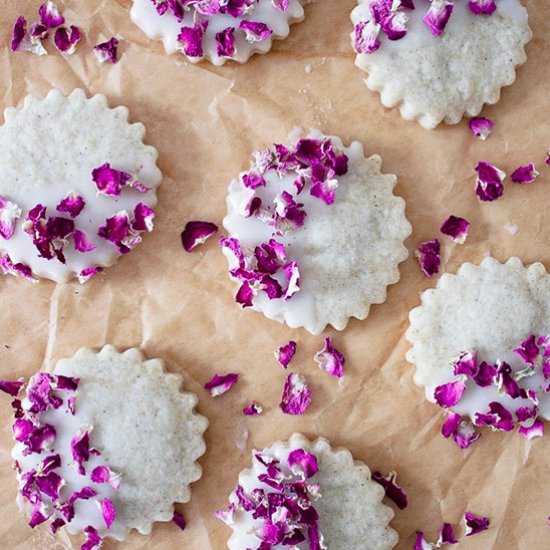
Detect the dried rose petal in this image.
<box><xmin>275</xmin><ymin>340</ymin><xmax>297</xmax><ymax>369</ymax></box>
<box><xmin>243</xmin><ymin>401</ymin><xmax>263</xmax><ymax>416</ymax></box>
<box><xmin>242</xmin><ymin>172</ymin><xmax>266</xmax><ymax>189</ymax></box>
<box><xmin>472</xmin><ymin>361</ymin><xmax>497</xmax><ymax>387</ymax></box>
<box><xmin>97</xmin><ymin>211</ymin><xmax>138</xmax><ymax>254</ymax></box>
<box><xmin>0</xmin><ymin>197</ymin><xmax>22</xmax><ymax>240</ymax></box>
<box><xmin>279</xmin><ymin>373</ymin><xmax>311</xmax><ymax>415</ymax></box>
<box><xmin>464</xmin><ymin>512</ymin><xmax>490</xmax><ymax>536</ymax></box>
<box><xmin>81</xmin><ymin>526</ymin><xmax>102</xmax><ymax>550</ymax></box>
<box><xmin>314</xmin><ymin>336</ymin><xmax>345</xmax><ymax>378</ymax></box>
<box><xmin>91</xmin><ymin>465</ymin><xmax>121</xmax><ymax>489</ymax></box>
<box><xmin>468</xmin><ymin>0</ymin><xmax>497</xmax><ymax>15</ymax></box>
<box><xmin>469</xmin><ymin>117</ymin><xmax>494</xmax><ymax>140</ymax></box>
<box><xmin>287</xmin><ymin>448</ymin><xmax>319</xmax><ymax>479</ymax></box>
<box><xmin>173</xmin><ymin>510</ymin><xmax>186</xmax><ymax>530</ymax></box>
<box><xmin>99</xmin><ymin>498</ymin><xmax>117</xmax><ymax>528</ymax></box>
<box><xmin>73</xmin><ymin>230</ymin><xmax>97</xmax><ymax>253</ymax></box>
<box><xmin>437</xmin><ymin>522</ymin><xmax>458</xmax><ymax>545</ymax></box>
<box><xmin>495</xmin><ymin>361</ymin><xmax>526</xmax><ymax>399</ymax></box>
<box><xmin>94</xmin><ymin>37</ymin><xmax>119</xmax><ymax>64</ymax></box>
<box><xmin>353</xmin><ymin>20</ymin><xmax>381</xmax><ymax>54</ymax></box>
<box><xmin>518</xmin><ymin>418</ymin><xmax>544</xmax><ymax>440</ymax></box>
<box><xmin>92</xmin><ymin>163</ymin><xmax>133</xmax><ymax>197</ymax></box>
<box><xmin>440</xmin><ymin>215</ymin><xmax>470</xmax><ymax>244</ymax></box>
<box><xmin>452</xmin><ymin>351</ymin><xmax>477</xmax><ymax>377</ymax></box>
<box><xmin>272</xmin><ymin>0</ymin><xmax>289</xmax><ymax>11</ymax></box>
<box><xmin>423</xmin><ymin>0</ymin><xmax>454</xmax><ymax>36</ymax></box>
<box><xmin>434</xmin><ymin>379</ymin><xmax>466</xmax><ymax>408</ymax></box>
<box><xmin>216</xmin><ymin>27</ymin><xmax>235</xmax><ymax>57</ymax></box>
<box><xmin>204</xmin><ymin>373</ymin><xmax>239</xmax><ymax>397</ymax></box>
<box><xmin>474</xmin><ymin>402</ymin><xmax>514</xmax><ymax>432</ymax></box>
<box><xmin>0</xmin><ymin>378</ymin><xmax>25</xmax><ymax>397</ymax></box>
<box><xmin>415</xmin><ymin>239</ymin><xmax>441</xmax><ymax>277</ymax></box>
<box><xmin>372</xmin><ymin>471</ymin><xmax>408</xmax><ymax>510</ymax></box>
<box><xmin>414</xmin><ymin>531</ymin><xmax>434</xmax><ymax>550</ymax></box>
<box><xmin>441</xmin><ymin>412</ymin><xmax>481</xmax><ymax>449</ymax></box>
<box><xmin>39</xmin><ymin>2</ymin><xmax>65</xmax><ymax>28</ymax></box>
<box><xmin>240</xmin><ymin>21</ymin><xmax>273</xmax><ymax>42</ymax></box>
<box><xmin>56</xmin><ymin>192</ymin><xmax>85</xmax><ymax>218</ymax></box>
<box><xmin>310</xmin><ymin>173</ymin><xmax>338</xmax><ymax>205</ymax></box>
<box><xmin>514</xmin><ymin>335</ymin><xmax>539</xmax><ymax>365</ymax></box>
<box><xmin>12</xmin><ymin>16</ymin><xmax>28</xmax><ymax>51</ymax></box>
<box><xmin>475</xmin><ymin>161</ymin><xmax>506</xmax><ymax>202</ymax></box>
<box><xmin>178</xmin><ymin>23</ymin><xmax>206</xmax><ymax>58</ymax></box>
<box><xmin>283</xmin><ymin>261</ymin><xmax>301</xmax><ymax>300</ymax></box>
<box><xmin>132</xmin><ymin>202</ymin><xmax>155</xmax><ymax>232</ymax></box>
<box><xmin>510</xmin><ymin>163</ymin><xmax>539</xmax><ymax>184</ymax></box>
<box><xmin>78</xmin><ymin>266</ymin><xmax>103</xmax><ymax>284</ymax></box>
<box><xmin>181</xmin><ymin>221</ymin><xmax>218</xmax><ymax>252</ymax></box>
<box><xmin>54</xmin><ymin>25</ymin><xmax>81</xmax><ymax>55</ymax></box>
<box><xmin>70</xmin><ymin>427</ymin><xmax>95</xmax><ymax>475</ymax></box>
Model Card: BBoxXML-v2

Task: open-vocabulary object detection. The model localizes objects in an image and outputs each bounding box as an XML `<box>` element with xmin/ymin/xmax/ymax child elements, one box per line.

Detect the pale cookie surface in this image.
<box><xmin>223</xmin><ymin>433</ymin><xmax>398</xmax><ymax>549</ymax></box>
<box><xmin>12</xmin><ymin>345</ymin><xmax>208</xmax><ymax>541</ymax></box>
<box><xmin>407</xmin><ymin>257</ymin><xmax>550</xmax><ymax>420</ymax></box>
<box><xmin>0</xmin><ymin>88</ymin><xmax>162</xmax><ymax>283</ymax></box>
<box><xmin>222</xmin><ymin>129</ymin><xmax>411</xmax><ymax>335</ymax></box>
<box><xmin>130</xmin><ymin>0</ymin><xmax>305</xmax><ymax>66</ymax></box>
<box><xmin>351</xmin><ymin>0</ymin><xmax>532</xmax><ymax>129</ymax></box>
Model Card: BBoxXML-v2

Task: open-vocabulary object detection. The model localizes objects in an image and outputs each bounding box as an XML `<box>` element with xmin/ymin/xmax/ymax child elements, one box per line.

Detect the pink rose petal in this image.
<box><xmin>468</xmin><ymin>0</ymin><xmax>497</xmax><ymax>15</ymax></box>
<box><xmin>172</xmin><ymin>510</ymin><xmax>186</xmax><ymax>530</ymax></box>
<box><xmin>279</xmin><ymin>373</ymin><xmax>311</xmax><ymax>415</ymax></box>
<box><xmin>181</xmin><ymin>221</ymin><xmax>218</xmax><ymax>252</ymax></box>
<box><xmin>94</xmin><ymin>37</ymin><xmax>119</xmax><ymax>64</ymax></box>
<box><xmin>275</xmin><ymin>341</ymin><xmax>297</xmax><ymax>369</ymax></box>
<box><xmin>353</xmin><ymin>20</ymin><xmax>381</xmax><ymax>54</ymax></box>
<box><xmin>434</xmin><ymin>379</ymin><xmax>466</xmax><ymax>408</ymax></box>
<box><xmin>469</xmin><ymin>117</ymin><xmax>494</xmax><ymax>140</ymax></box>
<box><xmin>56</xmin><ymin>192</ymin><xmax>85</xmax><ymax>218</ymax></box>
<box><xmin>437</xmin><ymin>522</ymin><xmax>458</xmax><ymax>545</ymax></box>
<box><xmin>38</xmin><ymin>1</ymin><xmax>65</xmax><ymax>28</ymax></box>
<box><xmin>243</xmin><ymin>401</ymin><xmax>263</xmax><ymax>416</ymax></box>
<box><xmin>239</xmin><ymin>21</ymin><xmax>273</xmax><ymax>42</ymax></box>
<box><xmin>73</xmin><ymin>230</ymin><xmax>97</xmax><ymax>253</ymax></box>
<box><xmin>81</xmin><ymin>526</ymin><xmax>102</xmax><ymax>550</ymax></box>
<box><xmin>314</xmin><ymin>336</ymin><xmax>345</xmax><ymax>378</ymax></box>
<box><xmin>475</xmin><ymin>161</ymin><xmax>506</xmax><ymax>202</ymax></box>
<box><xmin>464</xmin><ymin>512</ymin><xmax>490</xmax><ymax>536</ymax></box>
<box><xmin>99</xmin><ymin>498</ymin><xmax>117</xmax><ymax>528</ymax></box>
<box><xmin>423</xmin><ymin>0</ymin><xmax>454</xmax><ymax>36</ymax></box>
<box><xmin>511</xmin><ymin>163</ymin><xmax>539</xmax><ymax>184</ymax></box>
<box><xmin>0</xmin><ymin>196</ymin><xmax>22</xmax><ymax>240</ymax></box>
<box><xmin>371</xmin><ymin>471</ymin><xmax>408</xmax><ymax>510</ymax></box>
<box><xmin>0</xmin><ymin>378</ymin><xmax>25</xmax><ymax>397</ymax></box>
<box><xmin>216</xmin><ymin>27</ymin><xmax>236</xmax><ymax>58</ymax></box>
<box><xmin>415</xmin><ymin>239</ymin><xmax>441</xmax><ymax>277</ymax></box>
<box><xmin>414</xmin><ymin>531</ymin><xmax>434</xmax><ymax>550</ymax></box>
<box><xmin>178</xmin><ymin>23</ymin><xmax>206</xmax><ymax>58</ymax></box>
<box><xmin>287</xmin><ymin>448</ymin><xmax>319</xmax><ymax>479</ymax></box>
<box><xmin>518</xmin><ymin>418</ymin><xmax>544</xmax><ymax>440</ymax></box>
<box><xmin>205</xmin><ymin>373</ymin><xmax>239</xmax><ymax>397</ymax></box>
<box><xmin>440</xmin><ymin>215</ymin><xmax>470</xmax><ymax>244</ymax></box>
<box><xmin>54</xmin><ymin>25</ymin><xmax>81</xmax><ymax>55</ymax></box>
<box><xmin>78</xmin><ymin>266</ymin><xmax>103</xmax><ymax>284</ymax></box>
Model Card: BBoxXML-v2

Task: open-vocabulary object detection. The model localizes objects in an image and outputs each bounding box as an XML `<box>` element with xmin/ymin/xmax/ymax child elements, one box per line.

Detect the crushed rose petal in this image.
<box><xmin>0</xmin><ymin>196</ymin><xmax>22</xmax><ymax>240</ymax></box>
<box><xmin>54</xmin><ymin>25</ymin><xmax>81</xmax><ymax>54</ymax></box>
<box><xmin>468</xmin><ymin>0</ymin><xmax>497</xmax><ymax>15</ymax></box>
<box><xmin>243</xmin><ymin>401</ymin><xmax>263</xmax><ymax>416</ymax></box>
<box><xmin>314</xmin><ymin>336</ymin><xmax>345</xmax><ymax>378</ymax></box>
<box><xmin>372</xmin><ymin>471</ymin><xmax>408</xmax><ymax>510</ymax></box>
<box><xmin>275</xmin><ymin>340</ymin><xmax>297</xmax><ymax>369</ymax></box>
<box><xmin>469</xmin><ymin>117</ymin><xmax>494</xmax><ymax>140</ymax></box>
<box><xmin>423</xmin><ymin>0</ymin><xmax>454</xmax><ymax>37</ymax></box>
<box><xmin>205</xmin><ymin>373</ymin><xmax>239</xmax><ymax>397</ymax></box>
<box><xmin>510</xmin><ymin>163</ymin><xmax>539</xmax><ymax>184</ymax></box>
<box><xmin>415</xmin><ymin>239</ymin><xmax>441</xmax><ymax>277</ymax></box>
<box><xmin>464</xmin><ymin>512</ymin><xmax>490</xmax><ymax>536</ymax></box>
<box><xmin>279</xmin><ymin>373</ymin><xmax>311</xmax><ymax>415</ymax></box>
<box><xmin>181</xmin><ymin>221</ymin><xmax>218</xmax><ymax>252</ymax></box>
<box><xmin>94</xmin><ymin>37</ymin><xmax>119</xmax><ymax>64</ymax></box>
<box><xmin>475</xmin><ymin>161</ymin><xmax>506</xmax><ymax>201</ymax></box>
<box><xmin>39</xmin><ymin>2</ymin><xmax>65</xmax><ymax>28</ymax></box>
<box><xmin>440</xmin><ymin>215</ymin><xmax>470</xmax><ymax>244</ymax></box>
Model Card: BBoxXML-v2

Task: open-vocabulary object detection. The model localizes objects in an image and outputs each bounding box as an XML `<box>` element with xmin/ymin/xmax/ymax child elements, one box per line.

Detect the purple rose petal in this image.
<box><xmin>132</xmin><ymin>203</ymin><xmax>155</xmax><ymax>232</ymax></box>
<box><xmin>11</xmin><ymin>16</ymin><xmax>28</xmax><ymax>51</ymax></box>
<box><xmin>441</xmin><ymin>412</ymin><xmax>481</xmax><ymax>449</ymax></box>
<box><xmin>475</xmin><ymin>161</ymin><xmax>506</xmax><ymax>202</ymax></box>
<box><xmin>453</xmin><ymin>351</ymin><xmax>477</xmax><ymax>377</ymax></box>
<box><xmin>371</xmin><ymin>471</ymin><xmax>408</xmax><ymax>510</ymax></box>
<box><xmin>474</xmin><ymin>402</ymin><xmax>514</xmax><ymax>432</ymax></box>
<box><xmin>414</xmin><ymin>531</ymin><xmax>434</xmax><ymax>550</ymax></box>
<box><xmin>464</xmin><ymin>512</ymin><xmax>490</xmax><ymax>536</ymax></box>
<box><xmin>99</xmin><ymin>498</ymin><xmax>117</xmax><ymax>529</ymax></box>
<box><xmin>56</xmin><ymin>192</ymin><xmax>85</xmax><ymax>218</ymax></box>
<box><xmin>172</xmin><ymin>510</ymin><xmax>186</xmax><ymax>530</ymax></box>
<box><xmin>39</xmin><ymin>2</ymin><xmax>65</xmax><ymax>28</ymax></box>
<box><xmin>243</xmin><ymin>401</ymin><xmax>263</xmax><ymax>416</ymax></box>
<box><xmin>0</xmin><ymin>378</ymin><xmax>25</xmax><ymax>397</ymax></box>
<box><xmin>469</xmin><ymin>117</ymin><xmax>494</xmax><ymax>140</ymax></box>
<box><xmin>94</xmin><ymin>37</ymin><xmax>119</xmax><ymax>64</ymax></box>
<box><xmin>216</xmin><ymin>27</ymin><xmax>235</xmax><ymax>58</ymax></box>
<box><xmin>415</xmin><ymin>239</ymin><xmax>441</xmax><ymax>277</ymax></box>
<box><xmin>518</xmin><ymin>418</ymin><xmax>544</xmax><ymax>440</ymax></box>
<box><xmin>240</xmin><ymin>21</ymin><xmax>273</xmax><ymax>42</ymax></box>
<box><xmin>178</xmin><ymin>23</ymin><xmax>206</xmax><ymax>58</ymax></box>
<box><xmin>0</xmin><ymin>196</ymin><xmax>22</xmax><ymax>240</ymax></box>
<box><xmin>279</xmin><ymin>373</ymin><xmax>311</xmax><ymax>415</ymax></box>
<box><xmin>423</xmin><ymin>0</ymin><xmax>454</xmax><ymax>36</ymax></box>
<box><xmin>70</xmin><ymin>427</ymin><xmax>95</xmax><ymax>475</ymax></box>
<box><xmin>437</xmin><ymin>522</ymin><xmax>458</xmax><ymax>545</ymax></box>
<box><xmin>468</xmin><ymin>0</ymin><xmax>497</xmax><ymax>15</ymax></box>
<box><xmin>440</xmin><ymin>215</ymin><xmax>470</xmax><ymax>244</ymax></box>
<box><xmin>275</xmin><ymin>340</ymin><xmax>297</xmax><ymax>369</ymax></box>
<box><xmin>78</xmin><ymin>266</ymin><xmax>103</xmax><ymax>284</ymax></box>
<box><xmin>181</xmin><ymin>221</ymin><xmax>218</xmax><ymax>252</ymax></box>
<box><xmin>434</xmin><ymin>379</ymin><xmax>466</xmax><ymax>408</ymax></box>
<box><xmin>81</xmin><ymin>526</ymin><xmax>102</xmax><ymax>550</ymax></box>
<box><xmin>511</xmin><ymin>163</ymin><xmax>539</xmax><ymax>184</ymax></box>
<box><xmin>205</xmin><ymin>373</ymin><xmax>239</xmax><ymax>397</ymax></box>
<box><xmin>353</xmin><ymin>20</ymin><xmax>381</xmax><ymax>54</ymax></box>
<box><xmin>287</xmin><ymin>449</ymin><xmax>319</xmax><ymax>479</ymax></box>
<box><xmin>314</xmin><ymin>336</ymin><xmax>345</xmax><ymax>378</ymax></box>
<box><xmin>73</xmin><ymin>230</ymin><xmax>97</xmax><ymax>253</ymax></box>
<box><xmin>54</xmin><ymin>25</ymin><xmax>81</xmax><ymax>55</ymax></box>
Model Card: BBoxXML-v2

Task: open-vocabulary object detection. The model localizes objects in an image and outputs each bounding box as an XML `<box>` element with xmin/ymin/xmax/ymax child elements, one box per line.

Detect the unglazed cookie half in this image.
<box><xmin>218</xmin><ymin>433</ymin><xmax>398</xmax><ymax>549</ymax></box>
<box><xmin>0</xmin><ymin>88</ymin><xmax>162</xmax><ymax>283</ymax></box>
<box><xmin>351</xmin><ymin>0</ymin><xmax>532</xmax><ymax>129</ymax></box>
<box><xmin>10</xmin><ymin>345</ymin><xmax>208</xmax><ymax>544</ymax></box>
<box><xmin>221</xmin><ymin>129</ymin><xmax>411</xmax><ymax>335</ymax></box>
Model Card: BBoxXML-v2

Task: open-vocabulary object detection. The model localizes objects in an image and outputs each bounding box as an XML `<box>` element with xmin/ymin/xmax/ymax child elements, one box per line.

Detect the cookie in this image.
<box><xmin>217</xmin><ymin>433</ymin><xmax>398</xmax><ymax>549</ymax></box>
<box><xmin>130</xmin><ymin>0</ymin><xmax>306</xmax><ymax>65</ymax></box>
<box><xmin>221</xmin><ymin>129</ymin><xmax>411</xmax><ymax>335</ymax></box>
<box><xmin>407</xmin><ymin>257</ymin><xmax>550</xmax><ymax>442</ymax></box>
<box><xmin>9</xmin><ymin>345</ymin><xmax>207</xmax><ymax>545</ymax></box>
<box><xmin>351</xmin><ymin>0</ymin><xmax>532</xmax><ymax>129</ymax></box>
<box><xmin>0</xmin><ymin>88</ymin><xmax>162</xmax><ymax>283</ymax></box>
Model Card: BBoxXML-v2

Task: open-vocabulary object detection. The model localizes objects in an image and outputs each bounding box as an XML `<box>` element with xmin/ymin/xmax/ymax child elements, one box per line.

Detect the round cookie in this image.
<box><xmin>0</xmin><ymin>88</ymin><xmax>162</xmax><ymax>283</ymax></box>
<box><xmin>350</xmin><ymin>0</ymin><xmax>532</xmax><ymax>129</ymax></box>
<box><xmin>130</xmin><ymin>0</ymin><xmax>306</xmax><ymax>65</ymax></box>
<box><xmin>9</xmin><ymin>345</ymin><xmax>208</xmax><ymax>544</ymax></box>
<box><xmin>221</xmin><ymin>129</ymin><xmax>411</xmax><ymax>335</ymax></box>
<box><xmin>218</xmin><ymin>433</ymin><xmax>398</xmax><ymax>549</ymax></box>
<box><xmin>407</xmin><ymin>257</ymin><xmax>550</xmax><ymax>440</ymax></box>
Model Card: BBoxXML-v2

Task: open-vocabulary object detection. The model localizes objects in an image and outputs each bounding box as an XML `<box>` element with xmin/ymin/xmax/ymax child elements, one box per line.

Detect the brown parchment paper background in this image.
<box><xmin>1</xmin><ymin>0</ymin><xmax>550</xmax><ymax>548</ymax></box>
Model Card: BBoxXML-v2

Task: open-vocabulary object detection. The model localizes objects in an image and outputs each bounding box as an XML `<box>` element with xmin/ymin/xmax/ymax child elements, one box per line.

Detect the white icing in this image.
<box><xmin>0</xmin><ymin>89</ymin><xmax>162</xmax><ymax>283</ymax></box>
<box><xmin>223</xmin><ymin>129</ymin><xmax>411</xmax><ymax>335</ymax></box>
<box><xmin>130</xmin><ymin>0</ymin><xmax>305</xmax><ymax>65</ymax></box>
<box><xmin>351</xmin><ymin>0</ymin><xmax>531</xmax><ymax>128</ymax></box>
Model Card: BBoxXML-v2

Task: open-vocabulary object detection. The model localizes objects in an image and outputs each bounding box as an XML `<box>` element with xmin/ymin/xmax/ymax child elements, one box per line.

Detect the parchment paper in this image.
<box><xmin>0</xmin><ymin>1</ymin><xmax>549</xmax><ymax>548</ymax></box>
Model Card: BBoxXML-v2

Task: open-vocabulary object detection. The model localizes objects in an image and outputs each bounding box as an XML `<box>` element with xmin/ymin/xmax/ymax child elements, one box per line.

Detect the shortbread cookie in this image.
<box><xmin>0</xmin><ymin>88</ymin><xmax>162</xmax><ymax>283</ymax></box>
<box><xmin>217</xmin><ymin>433</ymin><xmax>398</xmax><ymax>549</ymax></box>
<box><xmin>351</xmin><ymin>0</ymin><xmax>532</xmax><ymax>129</ymax></box>
<box><xmin>407</xmin><ymin>257</ymin><xmax>550</xmax><ymax>444</ymax></box>
<box><xmin>8</xmin><ymin>345</ymin><xmax>207</xmax><ymax>545</ymax></box>
<box><xmin>221</xmin><ymin>129</ymin><xmax>411</xmax><ymax>335</ymax></box>
<box><xmin>130</xmin><ymin>0</ymin><xmax>305</xmax><ymax>66</ymax></box>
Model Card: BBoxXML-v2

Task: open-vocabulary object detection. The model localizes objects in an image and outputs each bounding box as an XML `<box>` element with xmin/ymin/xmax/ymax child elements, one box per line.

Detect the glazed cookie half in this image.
<box><xmin>130</xmin><ymin>0</ymin><xmax>306</xmax><ymax>65</ymax></box>
<box><xmin>217</xmin><ymin>433</ymin><xmax>398</xmax><ymax>549</ymax></box>
<box><xmin>7</xmin><ymin>346</ymin><xmax>207</xmax><ymax>547</ymax></box>
<box><xmin>350</xmin><ymin>0</ymin><xmax>532</xmax><ymax>129</ymax></box>
<box><xmin>407</xmin><ymin>257</ymin><xmax>550</xmax><ymax>445</ymax></box>
<box><xmin>221</xmin><ymin>129</ymin><xmax>411</xmax><ymax>335</ymax></box>
<box><xmin>0</xmin><ymin>88</ymin><xmax>162</xmax><ymax>283</ymax></box>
